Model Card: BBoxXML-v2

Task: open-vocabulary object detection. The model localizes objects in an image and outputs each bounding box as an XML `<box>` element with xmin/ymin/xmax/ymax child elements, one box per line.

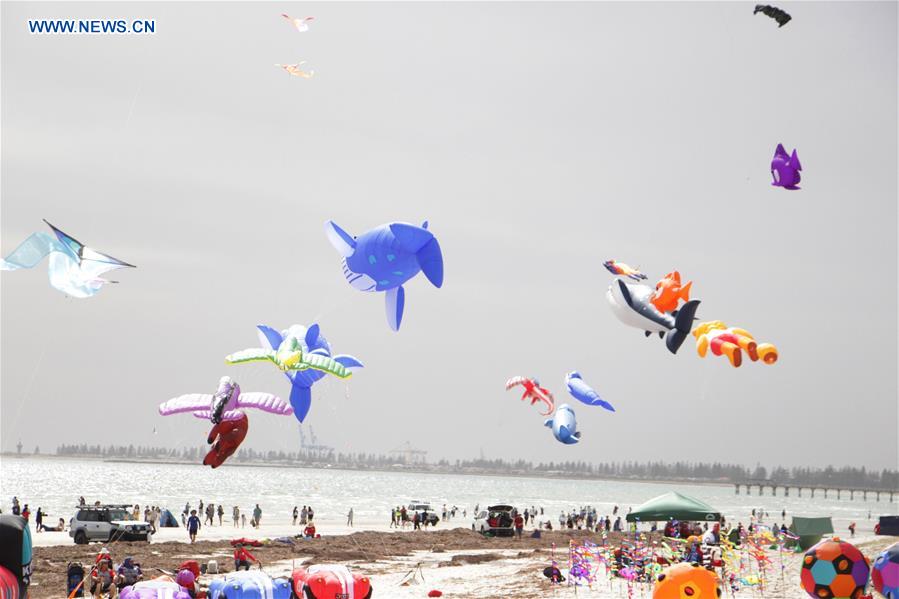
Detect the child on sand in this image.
<box><xmin>187</xmin><ymin>510</ymin><xmax>201</xmax><ymax>543</ymax></box>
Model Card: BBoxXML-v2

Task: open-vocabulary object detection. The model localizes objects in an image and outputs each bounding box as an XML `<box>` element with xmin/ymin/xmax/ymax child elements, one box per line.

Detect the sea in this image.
<box><xmin>2</xmin><ymin>455</ymin><xmax>894</xmax><ymax>540</ymax></box>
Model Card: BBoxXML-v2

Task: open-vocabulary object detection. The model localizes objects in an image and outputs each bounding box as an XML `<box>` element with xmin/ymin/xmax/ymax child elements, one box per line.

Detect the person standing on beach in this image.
<box><xmin>514</xmin><ymin>512</ymin><xmax>524</xmax><ymax>539</ymax></box>
<box><xmin>253</xmin><ymin>504</ymin><xmax>262</xmax><ymax>528</ymax></box>
<box><xmin>390</xmin><ymin>508</ymin><xmax>396</xmax><ymax>528</ymax></box>
<box><xmin>79</xmin><ymin>496</ymin><xmax>86</xmax><ymax>507</ymax></box>
<box><xmin>307</xmin><ymin>506</ymin><xmax>314</xmax><ymax>522</ymax></box>
<box><xmin>347</xmin><ymin>507</ymin><xmax>354</xmax><ymax>527</ymax></box>
<box><xmin>300</xmin><ymin>506</ymin><xmax>308</xmax><ymax>526</ymax></box>
<box><xmin>292</xmin><ymin>506</ymin><xmax>298</xmax><ymax>526</ymax></box>
<box><xmin>233</xmin><ymin>506</ymin><xmax>240</xmax><ymax>527</ymax></box>
<box><xmin>187</xmin><ymin>510</ymin><xmax>201</xmax><ymax>543</ymax></box>
<box><xmin>217</xmin><ymin>504</ymin><xmax>224</xmax><ymax>526</ymax></box>
<box><xmin>241</xmin><ymin>513</ymin><xmax>246</xmax><ymax>528</ymax></box>
<box><xmin>848</xmin><ymin>522</ymin><xmax>856</xmax><ymax>537</ymax></box>
<box><xmin>35</xmin><ymin>507</ymin><xmax>43</xmax><ymax>532</ymax></box>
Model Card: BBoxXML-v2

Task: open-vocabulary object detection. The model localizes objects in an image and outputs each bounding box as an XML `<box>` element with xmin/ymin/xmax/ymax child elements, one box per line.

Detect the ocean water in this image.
<box><xmin>2</xmin><ymin>456</ymin><xmax>894</xmax><ymax>536</ymax></box>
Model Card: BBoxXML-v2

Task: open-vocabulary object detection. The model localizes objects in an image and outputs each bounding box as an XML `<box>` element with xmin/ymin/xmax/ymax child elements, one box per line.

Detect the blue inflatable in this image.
<box><xmin>325</xmin><ymin>220</ymin><xmax>444</xmax><ymax>331</ymax></box>
<box><xmin>256</xmin><ymin>323</ymin><xmax>363</xmax><ymax>423</ymax></box>
<box><xmin>544</xmin><ymin>404</ymin><xmax>581</xmax><ymax>445</ymax></box>
<box><xmin>565</xmin><ymin>371</ymin><xmax>615</xmax><ymax>412</ymax></box>
<box><xmin>207</xmin><ymin>571</ymin><xmax>292</xmax><ymax>599</ymax></box>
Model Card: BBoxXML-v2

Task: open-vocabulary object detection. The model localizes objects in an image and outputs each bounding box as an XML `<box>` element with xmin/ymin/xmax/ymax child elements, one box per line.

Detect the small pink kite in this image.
<box><xmin>275</xmin><ymin>62</ymin><xmax>315</xmax><ymax>79</ymax></box>
<box><xmin>281</xmin><ymin>13</ymin><xmax>314</xmax><ymax>33</ymax></box>
<box><xmin>505</xmin><ymin>376</ymin><xmax>555</xmax><ymax>416</ymax></box>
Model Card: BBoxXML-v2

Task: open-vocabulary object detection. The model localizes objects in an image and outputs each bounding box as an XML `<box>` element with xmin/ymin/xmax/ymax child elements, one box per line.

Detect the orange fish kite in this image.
<box><xmin>650</xmin><ymin>271</ymin><xmax>692</xmax><ymax>313</ymax></box>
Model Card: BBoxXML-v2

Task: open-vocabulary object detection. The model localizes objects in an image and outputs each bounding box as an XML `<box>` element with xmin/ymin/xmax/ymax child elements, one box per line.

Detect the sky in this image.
<box><xmin>1</xmin><ymin>2</ymin><xmax>896</xmax><ymax>470</ymax></box>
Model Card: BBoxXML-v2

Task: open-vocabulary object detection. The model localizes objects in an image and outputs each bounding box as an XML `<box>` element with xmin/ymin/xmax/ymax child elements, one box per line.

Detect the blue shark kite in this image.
<box><xmin>247</xmin><ymin>323</ymin><xmax>363</xmax><ymax>423</ymax></box>
<box><xmin>544</xmin><ymin>404</ymin><xmax>581</xmax><ymax>445</ymax></box>
<box><xmin>324</xmin><ymin>220</ymin><xmax>444</xmax><ymax>331</ymax></box>
<box><xmin>565</xmin><ymin>371</ymin><xmax>615</xmax><ymax>412</ymax></box>
<box><xmin>1</xmin><ymin>220</ymin><xmax>135</xmax><ymax>298</ymax></box>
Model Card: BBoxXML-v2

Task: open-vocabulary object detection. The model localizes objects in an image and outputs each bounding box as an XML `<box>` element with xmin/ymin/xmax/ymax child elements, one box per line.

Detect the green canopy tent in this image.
<box><xmin>789</xmin><ymin>516</ymin><xmax>833</xmax><ymax>550</ymax></box>
<box><xmin>625</xmin><ymin>492</ymin><xmax>721</xmax><ymax>523</ymax></box>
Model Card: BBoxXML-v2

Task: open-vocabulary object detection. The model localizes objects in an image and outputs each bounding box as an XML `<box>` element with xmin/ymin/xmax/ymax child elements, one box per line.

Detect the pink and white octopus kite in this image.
<box><xmin>158</xmin><ymin>376</ymin><xmax>293</xmax><ymax>424</ymax></box>
<box><xmin>505</xmin><ymin>376</ymin><xmax>555</xmax><ymax>416</ymax></box>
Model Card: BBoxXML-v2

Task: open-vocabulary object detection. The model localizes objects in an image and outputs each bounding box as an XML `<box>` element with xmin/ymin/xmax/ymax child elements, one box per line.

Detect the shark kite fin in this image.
<box><xmin>417</xmin><ymin>237</ymin><xmax>444</xmax><ymax>288</ymax></box>
<box><xmin>386</xmin><ymin>285</ymin><xmax>405</xmax><ymax>331</ymax></box>
<box><xmin>665</xmin><ymin>299</ymin><xmax>701</xmax><ymax>354</ymax></box>
<box><xmin>334</xmin><ymin>354</ymin><xmax>364</xmax><ymax>369</ymax></box>
<box><xmin>324</xmin><ymin>221</ymin><xmax>356</xmax><ymax>257</ymax></box>
<box><xmin>289</xmin><ymin>384</ymin><xmax>313</xmax><ymax>423</ymax></box>
<box><xmin>389</xmin><ymin>223</ymin><xmax>433</xmax><ymax>253</ymax></box>
<box><xmin>774</xmin><ymin>143</ymin><xmax>788</xmax><ymax>158</ymax></box>
<box><xmin>790</xmin><ymin>149</ymin><xmax>802</xmax><ymax>171</ymax></box>
<box><xmin>304</xmin><ymin>323</ymin><xmax>321</xmax><ymax>348</ymax></box>
<box><xmin>257</xmin><ymin>324</ymin><xmax>283</xmax><ymax>351</ymax></box>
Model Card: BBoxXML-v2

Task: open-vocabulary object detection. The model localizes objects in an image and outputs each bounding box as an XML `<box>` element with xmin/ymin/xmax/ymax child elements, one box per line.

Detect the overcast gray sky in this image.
<box><xmin>2</xmin><ymin>2</ymin><xmax>896</xmax><ymax>470</ymax></box>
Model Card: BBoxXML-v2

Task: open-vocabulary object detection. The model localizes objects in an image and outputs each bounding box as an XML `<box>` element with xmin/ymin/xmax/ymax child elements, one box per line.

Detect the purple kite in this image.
<box><xmin>771</xmin><ymin>143</ymin><xmax>802</xmax><ymax>190</ymax></box>
<box><xmin>158</xmin><ymin>376</ymin><xmax>293</xmax><ymax>424</ymax></box>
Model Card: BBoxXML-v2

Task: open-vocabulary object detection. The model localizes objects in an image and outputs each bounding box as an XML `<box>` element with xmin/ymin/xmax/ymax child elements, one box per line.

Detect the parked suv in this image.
<box><xmin>474</xmin><ymin>505</ymin><xmax>516</xmax><ymax>536</ymax></box>
<box><xmin>69</xmin><ymin>505</ymin><xmax>151</xmax><ymax>544</ymax></box>
<box><xmin>406</xmin><ymin>501</ymin><xmax>440</xmax><ymax>526</ymax></box>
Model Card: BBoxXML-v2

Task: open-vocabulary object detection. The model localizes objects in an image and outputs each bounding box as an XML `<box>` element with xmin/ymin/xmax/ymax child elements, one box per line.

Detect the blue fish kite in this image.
<box><xmin>255</xmin><ymin>323</ymin><xmax>363</xmax><ymax>423</ymax></box>
<box><xmin>565</xmin><ymin>371</ymin><xmax>615</xmax><ymax>412</ymax></box>
<box><xmin>544</xmin><ymin>404</ymin><xmax>581</xmax><ymax>445</ymax></box>
<box><xmin>324</xmin><ymin>220</ymin><xmax>444</xmax><ymax>331</ymax></box>
<box><xmin>1</xmin><ymin>219</ymin><xmax>135</xmax><ymax>298</ymax></box>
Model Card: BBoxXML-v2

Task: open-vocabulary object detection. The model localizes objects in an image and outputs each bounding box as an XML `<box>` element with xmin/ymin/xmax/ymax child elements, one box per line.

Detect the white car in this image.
<box><xmin>474</xmin><ymin>505</ymin><xmax>516</xmax><ymax>536</ymax></box>
<box><xmin>406</xmin><ymin>501</ymin><xmax>440</xmax><ymax>526</ymax></box>
<box><xmin>69</xmin><ymin>505</ymin><xmax>151</xmax><ymax>544</ymax></box>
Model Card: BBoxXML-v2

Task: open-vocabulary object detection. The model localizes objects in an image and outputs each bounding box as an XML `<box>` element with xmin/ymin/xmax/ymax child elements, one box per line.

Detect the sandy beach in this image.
<box><xmin>27</xmin><ymin>528</ymin><xmax>898</xmax><ymax>599</ymax></box>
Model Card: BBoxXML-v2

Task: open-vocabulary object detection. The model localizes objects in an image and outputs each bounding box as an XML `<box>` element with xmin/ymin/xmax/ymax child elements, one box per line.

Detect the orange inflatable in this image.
<box><xmin>692</xmin><ymin>320</ymin><xmax>778</xmax><ymax>368</ymax></box>
<box><xmin>651</xmin><ymin>271</ymin><xmax>692</xmax><ymax>313</ymax></box>
<box><xmin>653</xmin><ymin>563</ymin><xmax>721</xmax><ymax>599</ymax></box>
<box><xmin>292</xmin><ymin>565</ymin><xmax>371</xmax><ymax>599</ymax></box>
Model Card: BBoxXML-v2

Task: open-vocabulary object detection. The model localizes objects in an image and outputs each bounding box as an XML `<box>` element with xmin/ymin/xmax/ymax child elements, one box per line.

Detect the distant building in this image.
<box><xmin>389</xmin><ymin>441</ymin><xmax>427</xmax><ymax>465</ymax></box>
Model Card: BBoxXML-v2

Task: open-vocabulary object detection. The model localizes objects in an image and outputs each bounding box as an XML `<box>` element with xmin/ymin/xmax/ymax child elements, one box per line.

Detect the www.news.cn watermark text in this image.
<box><xmin>29</xmin><ymin>19</ymin><xmax>156</xmax><ymax>35</ymax></box>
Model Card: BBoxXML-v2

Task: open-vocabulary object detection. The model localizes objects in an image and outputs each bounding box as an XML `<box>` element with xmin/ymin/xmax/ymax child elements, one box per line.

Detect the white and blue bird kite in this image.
<box><xmin>1</xmin><ymin>220</ymin><xmax>135</xmax><ymax>298</ymax></box>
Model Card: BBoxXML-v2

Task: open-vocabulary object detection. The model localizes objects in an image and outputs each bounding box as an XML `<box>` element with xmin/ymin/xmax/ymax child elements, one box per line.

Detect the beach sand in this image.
<box><xmin>26</xmin><ymin>528</ymin><xmax>898</xmax><ymax>599</ymax></box>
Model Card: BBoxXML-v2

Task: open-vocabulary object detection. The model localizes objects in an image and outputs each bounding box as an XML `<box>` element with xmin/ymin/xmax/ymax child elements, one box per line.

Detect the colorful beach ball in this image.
<box><xmin>872</xmin><ymin>543</ymin><xmax>899</xmax><ymax>599</ymax></box>
<box><xmin>654</xmin><ymin>563</ymin><xmax>721</xmax><ymax>599</ymax></box>
<box><xmin>800</xmin><ymin>537</ymin><xmax>870</xmax><ymax>599</ymax></box>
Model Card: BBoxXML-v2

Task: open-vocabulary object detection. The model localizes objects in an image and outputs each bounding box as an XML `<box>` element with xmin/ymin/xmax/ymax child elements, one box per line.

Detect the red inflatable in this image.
<box><xmin>0</xmin><ymin>566</ymin><xmax>19</xmax><ymax>599</ymax></box>
<box><xmin>229</xmin><ymin>538</ymin><xmax>263</xmax><ymax>547</ymax></box>
<box><xmin>203</xmin><ymin>413</ymin><xmax>249</xmax><ymax>468</ymax></box>
<box><xmin>292</xmin><ymin>565</ymin><xmax>371</xmax><ymax>599</ymax></box>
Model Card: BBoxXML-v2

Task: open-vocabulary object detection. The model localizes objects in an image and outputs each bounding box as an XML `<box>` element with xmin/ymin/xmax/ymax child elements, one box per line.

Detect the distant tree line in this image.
<box><xmin>55</xmin><ymin>444</ymin><xmax>898</xmax><ymax>490</ymax></box>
